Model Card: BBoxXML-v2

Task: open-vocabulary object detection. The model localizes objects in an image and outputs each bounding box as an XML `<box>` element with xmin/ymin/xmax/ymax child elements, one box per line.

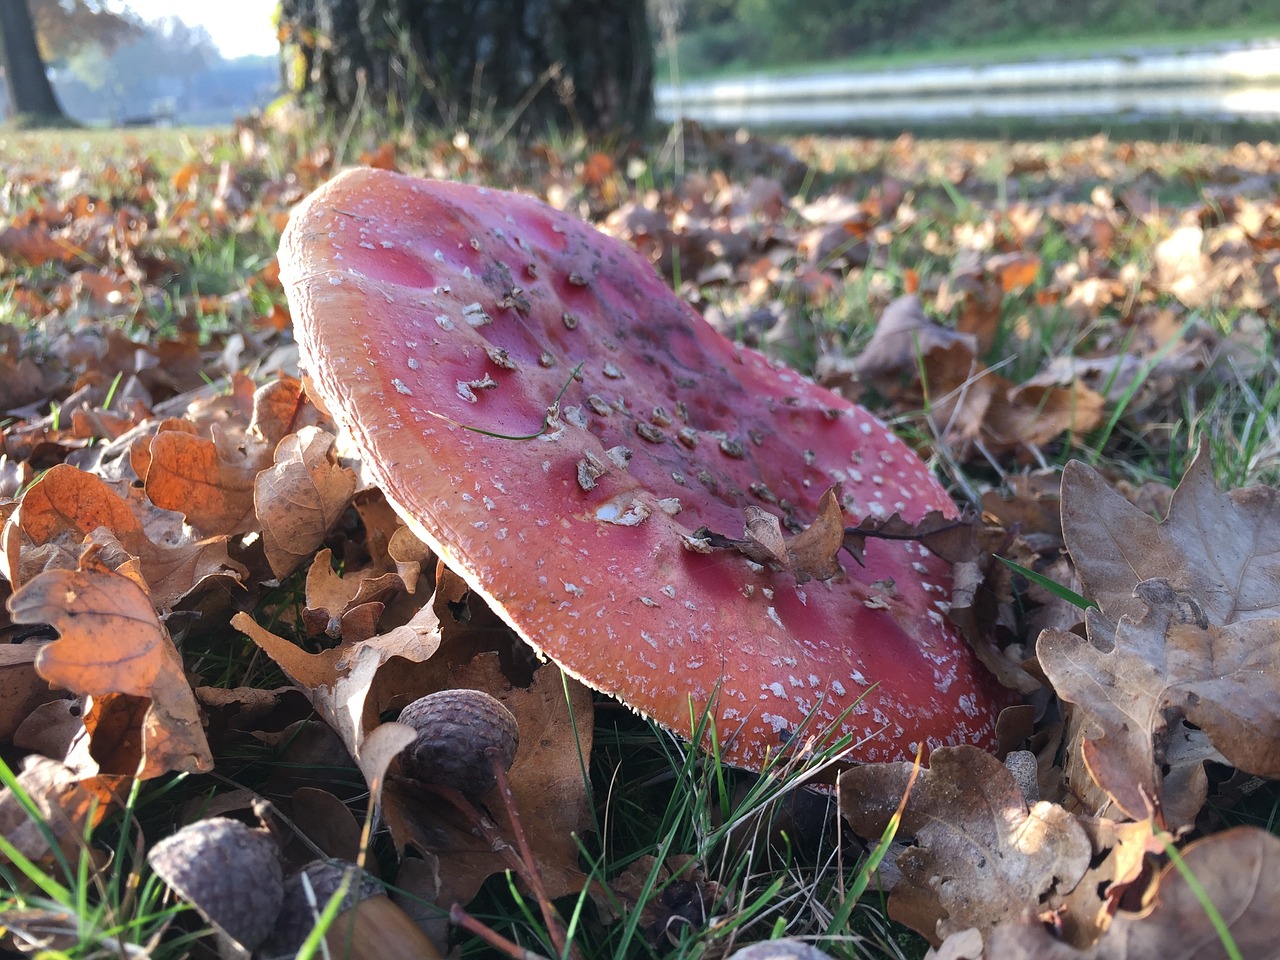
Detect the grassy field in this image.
<box><xmin>661</xmin><ymin>23</ymin><xmax>1280</xmax><ymax>81</ymax></box>
<box><xmin>2</xmin><ymin>117</ymin><xmax>1279</xmax><ymax>959</ymax></box>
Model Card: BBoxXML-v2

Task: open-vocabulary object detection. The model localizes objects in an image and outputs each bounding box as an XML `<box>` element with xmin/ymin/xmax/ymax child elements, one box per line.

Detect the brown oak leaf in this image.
<box><xmin>1042</xmin><ymin>445</ymin><xmax>1280</xmax><ymax>823</ymax></box>
<box><xmin>840</xmin><ymin>745</ymin><xmax>1091</xmax><ymax>945</ymax></box>
<box><xmin>256</xmin><ymin>426</ymin><xmax>357</xmax><ymax>578</ymax></box>
<box><xmin>975</xmin><ymin>827</ymin><xmax>1280</xmax><ymax>959</ymax></box>
<box><xmin>7</xmin><ymin>559</ymin><xmax>212</xmax><ymax>778</ymax></box>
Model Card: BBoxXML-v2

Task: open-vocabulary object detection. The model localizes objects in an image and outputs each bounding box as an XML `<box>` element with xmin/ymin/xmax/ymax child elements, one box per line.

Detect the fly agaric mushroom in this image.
<box><xmin>279</xmin><ymin>168</ymin><xmax>1014</xmax><ymax>770</ymax></box>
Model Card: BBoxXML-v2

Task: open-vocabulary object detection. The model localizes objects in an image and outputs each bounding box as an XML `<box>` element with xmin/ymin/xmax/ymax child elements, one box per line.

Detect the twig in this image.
<box><xmin>428</xmin><ymin>760</ymin><xmax>581</xmax><ymax>960</ymax></box>
<box><xmin>449</xmin><ymin>903</ymin><xmax>551</xmax><ymax>960</ymax></box>
<box><xmin>492</xmin><ymin>757</ymin><xmax>584</xmax><ymax>960</ymax></box>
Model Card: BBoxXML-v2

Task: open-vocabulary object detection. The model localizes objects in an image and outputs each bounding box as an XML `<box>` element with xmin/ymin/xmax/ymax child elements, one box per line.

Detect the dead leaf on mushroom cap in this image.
<box><xmin>839</xmin><ymin>745</ymin><xmax>1091</xmax><ymax>946</ymax></box>
<box><xmin>281</xmin><ymin>168</ymin><xmax>1015</xmax><ymax>770</ymax></box>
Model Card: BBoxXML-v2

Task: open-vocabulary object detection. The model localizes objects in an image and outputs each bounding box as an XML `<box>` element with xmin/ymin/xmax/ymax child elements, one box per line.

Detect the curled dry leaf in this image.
<box><xmin>840</xmin><ymin>745</ymin><xmax>1091</xmax><ymax>946</ymax></box>
<box><xmin>0</xmin><ymin>755</ymin><xmax>124</xmax><ymax>869</ymax></box>
<box><xmin>976</xmin><ymin>826</ymin><xmax>1280</xmax><ymax>960</ymax></box>
<box><xmin>232</xmin><ymin>601</ymin><xmax>442</xmax><ymax>762</ymax></box>
<box><xmin>303</xmin><ymin>548</ymin><xmax>404</xmax><ymax>641</ymax></box>
<box><xmin>354</xmin><ymin>721</ymin><xmax>417</xmax><ymax>813</ymax></box>
<box><xmin>1042</xmin><ymin>444</ymin><xmax>1280</xmax><ymax>822</ymax></box>
<box><xmin>7</xmin><ymin>558</ymin><xmax>213</xmax><ymax>777</ymax></box>
<box><xmin>256</xmin><ymin>425</ymin><xmax>358</xmax><ymax>578</ymax></box>
<box><xmin>1057</xmin><ymin>817</ymin><xmax>1163</xmax><ymax>947</ymax></box>
<box><xmin>694</xmin><ymin>484</ymin><xmax>846</xmax><ymax>583</ymax></box>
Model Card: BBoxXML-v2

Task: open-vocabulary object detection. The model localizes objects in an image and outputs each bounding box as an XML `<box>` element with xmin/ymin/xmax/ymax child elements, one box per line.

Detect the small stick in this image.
<box><xmin>449</xmin><ymin>903</ymin><xmax>550</xmax><ymax>960</ymax></box>
<box><xmin>491</xmin><ymin>756</ymin><xmax>583</xmax><ymax>960</ymax></box>
<box><xmin>428</xmin><ymin>760</ymin><xmax>580</xmax><ymax>960</ymax></box>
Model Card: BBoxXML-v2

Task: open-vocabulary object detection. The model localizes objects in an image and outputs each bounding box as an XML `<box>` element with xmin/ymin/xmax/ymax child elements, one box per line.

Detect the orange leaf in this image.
<box><xmin>141</xmin><ymin>430</ymin><xmax>257</xmax><ymax>537</ymax></box>
<box><xmin>8</xmin><ymin>562</ymin><xmax>212</xmax><ymax>778</ymax></box>
<box><xmin>992</xmin><ymin>251</ymin><xmax>1041</xmax><ymax>292</ymax></box>
<box><xmin>582</xmin><ymin>151</ymin><xmax>615</xmax><ymax>187</ymax></box>
<box><xmin>170</xmin><ymin>161</ymin><xmax>201</xmax><ymax>193</ymax></box>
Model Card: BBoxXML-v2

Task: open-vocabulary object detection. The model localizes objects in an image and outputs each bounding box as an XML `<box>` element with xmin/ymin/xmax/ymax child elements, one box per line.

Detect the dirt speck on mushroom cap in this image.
<box><xmin>280</xmin><ymin>167</ymin><xmax>1015</xmax><ymax>770</ymax></box>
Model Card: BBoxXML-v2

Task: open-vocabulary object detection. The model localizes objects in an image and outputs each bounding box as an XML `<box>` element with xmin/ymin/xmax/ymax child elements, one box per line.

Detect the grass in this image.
<box><xmin>661</xmin><ymin>23</ymin><xmax>1280</xmax><ymax>82</ymax></box>
<box><xmin>0</xmin><ymin>765</ymin><xmax>196</xmax><ymax>959</ymax></box>
<box><xmin>0</xmin><ymin>701</ymin><xmax>913</xmax><ymax>960</ymax></box>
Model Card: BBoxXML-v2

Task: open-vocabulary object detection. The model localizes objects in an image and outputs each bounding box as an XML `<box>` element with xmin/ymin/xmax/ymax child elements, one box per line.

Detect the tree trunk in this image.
<box><xmin>278</xmin><ymin>0</ymin><xmax>653</xmax><ymax>140</ymax></box>
<box><xmin>0</xmin><ymin>0</ymin><xmax>68</xmax><ymax>124</ymax></box>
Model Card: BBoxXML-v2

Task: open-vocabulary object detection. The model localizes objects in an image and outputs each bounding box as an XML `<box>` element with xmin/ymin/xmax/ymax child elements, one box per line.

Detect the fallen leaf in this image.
<box><xmin>783</xmin><ymin>484</ymin><xmax>846</xmax><ymax>584</ymax></box>
<box><xmin>1039</xmin><ymin>578</ymin><xmax>1272</xmax><ymax>825</ymax></box>
<box><xmin>840</xmin><ymin>745</ymin><xmax>1091</xmax><ymax>945</ymax></box>
<box><xmin>139</xmin><ymin>428</ymin><xmax>258</xmax><ymax>536</ymax></box>
<box><xmin>1153</xmin><ymin>224</ymin><xmax>1217</xmax><ymax>306</ymax></box>
<box><xmin>3</xmin><ymin>464</ymin><xmax>246</xmax><ymax>613</ymax></box>
<box><xmin>1060</xmin><ymin>440</ymin><xmax>1280</xmax><ymax>628</ymax></box>
<box><xmin>0</xmin><ymin>756</ymin><xmax>124</xmax><ymax>868</ymax></box>
<box><xmin>8</xmin><ymin>559</ymin><xmax>212</xmax><ymax>777</ymax></box>
<box><xmin>303</xmin><ymin>548</ymin><xmax>403</xmax><ymax>641</ymax></box>
<box><xmin>1041</xmin><ymin>445</ymin><xmax>1280</xmax><ymax>822</ymax></box>
<box><xmin>256</xmin><ymin>426</ymin><xmax>357</xmax><ymax>578</ymax></box>
<box><xmin>1058</xmin><ymin>817</ymin><xmax>1162</xmax><ymax>947</ymax></box>
<box><xmin>853</xmin><ymin>295</ymin><xmax>978</xmax><ymax>399</ymax></box>
<box><xmin>356</xmin><ymin>721</ymin><xmax>416</xmax><ymax>812</ymax></box>
<box><xmin>0</xmin><ymin>643</ymin><xmax>61</xmax><ymax>741</ymax></box>
<box><xmin>989</xmin><ymin>251</ymin><xmax>1042</xmax><ymax>292</ymax></box>
<box><xmin>233</xmin><ymin>600</ymin><xmax>442</xmax><ymax>759</ymax></box>
<box><xmin>981</xmin><ymin>827</ymin><xmax>1280</xmax><ymax>959</ymax></box>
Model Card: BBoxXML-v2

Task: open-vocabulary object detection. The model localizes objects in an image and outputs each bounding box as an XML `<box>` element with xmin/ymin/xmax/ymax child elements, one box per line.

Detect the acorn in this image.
<box><xmin>397</xmin><ymin>688</ymin><xmax>520</xmax><ymax>798</ymax></box>
<box><xmin>258</xmin><ymin>858</ymin><xmax>441</xmax><ymax>960</ymax></box>
<box><xmin>146</xmin><ymin>816</ymin><xmax>283</xmax><ymax>958</ymax></box>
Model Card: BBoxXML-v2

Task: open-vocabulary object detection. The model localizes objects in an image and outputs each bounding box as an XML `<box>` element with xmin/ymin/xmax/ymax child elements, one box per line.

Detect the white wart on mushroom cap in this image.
<box><xmin>280</xmin><ymin>168</ymin><xmax>1013</xmax><ymax>770</ymax></box>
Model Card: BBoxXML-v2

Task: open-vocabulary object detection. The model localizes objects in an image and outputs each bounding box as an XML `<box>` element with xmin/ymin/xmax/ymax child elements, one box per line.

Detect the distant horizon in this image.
<box><xmin>106</xmin><ymin>0</ymin><xmax>278</xmax><ymax>61</ymax></box>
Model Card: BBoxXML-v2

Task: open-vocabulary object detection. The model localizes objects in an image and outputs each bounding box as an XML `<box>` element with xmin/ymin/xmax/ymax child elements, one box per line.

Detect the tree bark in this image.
<box><xmin>278</xmin><ymin>0</ymin><xmax>653</xmax><ymax>139</ymax></box>
<box><xmin>0</xmin><ymin>0</ymin><xmax>68</xmax><ymax>124</ymax></box>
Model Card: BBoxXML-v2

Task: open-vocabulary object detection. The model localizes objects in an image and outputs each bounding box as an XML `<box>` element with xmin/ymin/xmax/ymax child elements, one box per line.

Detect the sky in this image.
<box><xmin>107</xmin><ymin>1</ymin><xmax>279</xmax><ymax>60</ymax></box>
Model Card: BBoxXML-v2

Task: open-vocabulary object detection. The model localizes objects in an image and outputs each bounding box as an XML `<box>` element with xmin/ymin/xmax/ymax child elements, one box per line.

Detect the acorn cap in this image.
<box><xmin>398</xmin><ymin>688</ymin><xmax>519</xmax><ymax>798</ymax></box>
<box><xmin>146</xmin><ymin>816</ymin><xmax>283</xmax><ymax>956</ymax></box>
<box><xmin>258</xmin><ymin>859</ymin><xmax>385</xmax><ymax>959</ymax></box>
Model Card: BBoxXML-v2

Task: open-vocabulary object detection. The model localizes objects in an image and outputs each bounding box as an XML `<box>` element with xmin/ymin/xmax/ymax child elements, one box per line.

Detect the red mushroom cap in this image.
<box><xmin>280</xmin><ymin>168</ymin><xmax>1013</xmax><ymax>770</ymax></box>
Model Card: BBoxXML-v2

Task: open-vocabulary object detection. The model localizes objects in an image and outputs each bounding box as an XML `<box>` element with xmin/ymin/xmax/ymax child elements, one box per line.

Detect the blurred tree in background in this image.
<box><xmin>278</xmin><ymin>0</ymin><xmax>654</xmax><ymax>140</ymax></box>
<box><xmin>0</xmin><ymin>0</ymin><xmax>140</xmax><ymax>125</ymax></box>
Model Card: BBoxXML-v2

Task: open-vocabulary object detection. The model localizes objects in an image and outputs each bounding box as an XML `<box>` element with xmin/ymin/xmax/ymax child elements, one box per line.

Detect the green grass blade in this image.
<box><xmin>996</xmin><ymin>555</ymin><xmax>1095</xmax><ymax>610</ymax></box>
